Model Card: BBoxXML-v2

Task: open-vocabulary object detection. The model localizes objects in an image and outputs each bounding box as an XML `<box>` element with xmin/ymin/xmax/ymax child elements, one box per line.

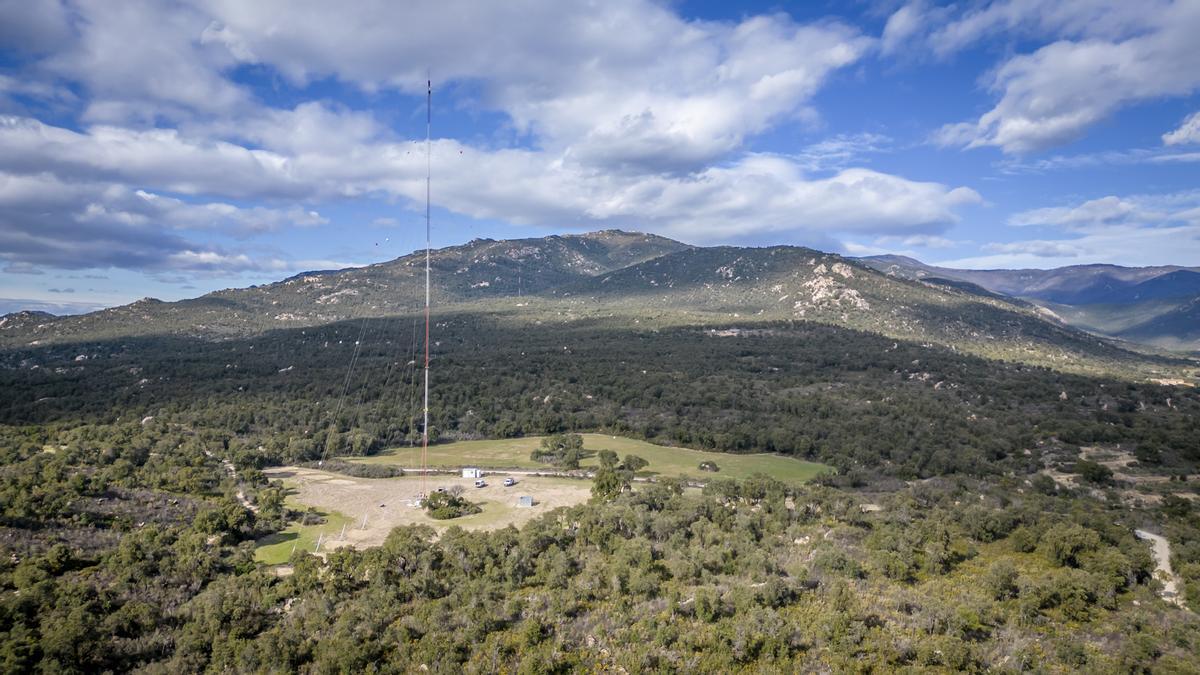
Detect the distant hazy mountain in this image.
<box><xmin>1117</xmin><ymin>297</ymin><xmax>1200</xmax><ymax>351</ymax></box>
<box><xmin>859</xmin><ymin>255</ymin><xmax>1200</xmax><ymax>352</ymax></box>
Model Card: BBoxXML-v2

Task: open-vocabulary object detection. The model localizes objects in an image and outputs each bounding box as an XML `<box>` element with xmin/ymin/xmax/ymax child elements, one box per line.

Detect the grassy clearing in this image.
<box><xmin>254</xmin><ymin>501</ymin><xmax>354</xmax><ymax>565</ymax></box>
<box><xmin>353</xmin><ymin>433</ymin><xmax>829</xmax><ymax>483</ymax></box>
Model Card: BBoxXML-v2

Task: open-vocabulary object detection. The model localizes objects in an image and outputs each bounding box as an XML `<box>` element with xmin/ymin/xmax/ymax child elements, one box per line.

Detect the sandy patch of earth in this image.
<box><xmin>265</xmin><ymin>466</ymin><xmax>592</xmax><ymax>549</ymax></box>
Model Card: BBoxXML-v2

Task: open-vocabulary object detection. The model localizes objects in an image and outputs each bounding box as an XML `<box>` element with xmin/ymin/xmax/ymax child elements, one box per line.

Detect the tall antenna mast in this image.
<box><xmin>421</xmin><ymin>79</ymin><xmax>432</xmax><ymax>497</ymax></box>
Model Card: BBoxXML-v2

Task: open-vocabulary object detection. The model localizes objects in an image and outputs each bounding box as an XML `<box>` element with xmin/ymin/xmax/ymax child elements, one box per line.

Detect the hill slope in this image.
<box><xmin>1</xmin><ymin>230</ymin><xmax>688</xmax><ymax>344</ymax></box>
<box><xmin>2</xmin><ymin>232</ymin><xmax>1194</xmax><ymax>381</ymax></box>
<box><xmin>552</xmin><ymin>245</ymin><xmax>1193</xmax><ymax>379</ymax></box>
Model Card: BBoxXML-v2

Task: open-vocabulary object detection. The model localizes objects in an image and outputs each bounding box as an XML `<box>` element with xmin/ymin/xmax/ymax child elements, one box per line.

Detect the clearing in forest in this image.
<box><xmin>351</xmin><ymin>433</ymin><xmax>829</xmax><ymax>482</ymax></box>
<box><xmin>254</xmin><ymin>467</ymin><xmax>592</xmax><ymax>564</ymax></box>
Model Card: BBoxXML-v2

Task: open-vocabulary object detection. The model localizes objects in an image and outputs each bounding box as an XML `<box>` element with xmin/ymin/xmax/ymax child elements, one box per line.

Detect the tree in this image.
<box><xmin>531</xmin><ymin>433</ymin><xmax>584</xmax><ymax>468</ymax></box>
<box><xmin>423</xmin><ymin>491</ymin><xmax>481</xmax><ymax>519</ymax></box>
<box><xmin>1039</xmin><ymin>523</ymin><xmax>1101</xmax><ymax>567</ymax></box>
<box><xmin>1075</xmin><ymin>460</ymin><xmax>1112</xmax><ymax>485</ymax></box>
<box><xmin>983</xmin><ymin>560</ymin><xmax>1019</xmax><ymax>600</ymax></box>
<box><xmin>591</xmin><ymin>466</ymin><xmax>628</xmax><ymax>501</ymax></box>
<box><xmin>623</xmin><ymin>454</ymin><xmax>648</xmax><ymax>472</ymax></box>
<box><xmin>598</xmin><ymin>449</ymin><xmax>618</xmax><ymax>469</ymax></box>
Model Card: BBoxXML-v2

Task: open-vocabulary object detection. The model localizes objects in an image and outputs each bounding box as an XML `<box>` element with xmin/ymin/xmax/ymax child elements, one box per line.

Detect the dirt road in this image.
<box><xmin>1135</xmin><ymin>529</ymin><xmax>1187</xmax><ymax>610</ymax></box>
<box><xmin>205</xmin><ymin>450</ymin><xmax>257</xmax><ymax>512</ymax></box>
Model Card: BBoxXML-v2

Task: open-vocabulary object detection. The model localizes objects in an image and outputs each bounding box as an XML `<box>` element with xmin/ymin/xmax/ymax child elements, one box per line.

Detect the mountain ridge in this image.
<box><xmin>859</xmin><ymin>254</ymin><xmax>1200</xmax><ymax>352</ymax></box>
<box><xmin>3</xmin><ymin>232</ymin><xmax>1196</xmax><ymax>382</ymax></box>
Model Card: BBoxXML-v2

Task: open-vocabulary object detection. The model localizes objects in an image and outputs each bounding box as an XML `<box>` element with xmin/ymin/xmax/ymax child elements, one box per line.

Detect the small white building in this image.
<box><xmin>462</xmin><ymin>467</ymin><xmax>482</xmax><ymax>479</ymax></box>
<box><xmin>516</xmin><ymin>496</ymin><xmax>534</xmax><ymax>508</ymax></box>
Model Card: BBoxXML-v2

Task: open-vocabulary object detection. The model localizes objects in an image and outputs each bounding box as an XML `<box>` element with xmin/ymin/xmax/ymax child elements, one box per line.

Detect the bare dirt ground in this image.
<box><xmin>265</xmin><ymin>467</ymin><xmax>591</xmax><ymax>549</ymax></box>
<box><xmin>1135</xmin><ymin>529</ymin><xmax>1189</xmax><ymax>611</ymax></box>
<box><xmin>1041</xmin><ymin>446</ymin><xmax>1198</xmax><ymax>507</ymax></box>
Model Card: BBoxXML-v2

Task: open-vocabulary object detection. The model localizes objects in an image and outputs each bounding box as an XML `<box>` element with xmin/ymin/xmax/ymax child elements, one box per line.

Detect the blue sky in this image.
<box><xmin>1</xmin><ymin>0</ymin><xmax>1199</xmax><ymax>314</ymax></box>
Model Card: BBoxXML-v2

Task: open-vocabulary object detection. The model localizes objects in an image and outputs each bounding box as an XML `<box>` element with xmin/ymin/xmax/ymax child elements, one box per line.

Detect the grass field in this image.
<box><xmin>352</xmin><ymin>433</ymin><xmax>829</xmax><ymax>483</ymax></box>
<box><xmin>254</xmin><ymin>500</ymin><xmax>354</xmax><ymax>565</ymax></box>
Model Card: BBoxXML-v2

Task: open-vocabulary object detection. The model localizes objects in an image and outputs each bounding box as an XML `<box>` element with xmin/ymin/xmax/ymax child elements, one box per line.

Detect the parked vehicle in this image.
<box><xmin>503</xmin><ymin>477</ymin><xmax>516</xmax><ymax>487</ymax></box>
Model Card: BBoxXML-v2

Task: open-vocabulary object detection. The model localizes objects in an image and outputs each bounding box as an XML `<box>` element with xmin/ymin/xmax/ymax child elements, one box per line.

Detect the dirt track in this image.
<box><xmin>265</xmin><ymin>466</ymin><xmax>591</xmax><ymax>549</ymax></box>
<box><xmin>1135</xmin><ymin>529</ymin><xmax>1188</xmax><ymax>610</ymax></box>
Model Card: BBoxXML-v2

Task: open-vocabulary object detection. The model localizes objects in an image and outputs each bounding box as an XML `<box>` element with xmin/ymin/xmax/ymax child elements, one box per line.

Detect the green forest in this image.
<box><xmin>2</xmin><ymin>312</ymin><xmax>1199</xmax><ymax>671</ymax></box>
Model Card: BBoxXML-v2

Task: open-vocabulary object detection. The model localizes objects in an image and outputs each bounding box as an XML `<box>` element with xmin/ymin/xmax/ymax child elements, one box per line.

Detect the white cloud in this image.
<box><xmin>877</xmin><ymin>234</ymin><xmax>959</xmax><ymax>249</ymax></box>
<box><xmin>881</xmin><ymin>2</ymin><xmax>928</xmax><ymax>56</ymax></box>
<box><xmin>40</xmin><ymin>0</ymin><xmax>250</xmax><ymax>124</ymax></box>
<box><xmin>791</xmin><ymin>133</ymin><xmax>890</xmax><ymax>172</ymax></box>
<box><xmin>1009</xmin><ymin>196</ymin><xmax>1147</xmax><ymax>230</ymax></box>
<box><xmin>1163</xmin><ymin>111</ymin><xmax>1200</xmax><ymax>146</ymax></box>
<box><xmin>983</xmin><ymin>240</ymin><xmax>1082</xmax><ymax>258</ymax></box>
<box><xmin>0</xmin><ymin>172</ymin><xmax>327</xmax><ymax>271</ymax></box>
<box><xmin>199</xmin><ymin>2</ymin><xmax>873</xmax><ymax>175</ymax></box>
<box><xmin>996</xmin><ymin>146</ymin><xmax>1200</xmax><ymax>173</ymax></box>
<box><xmin>942</xmin><ymin>190</ymin><xmax>1200</xmax><ymax>268</ymax></box>
<box><xmin>932</xmin><ymin>0</ymin><xmax>1200</xmax><ymax>153</ymax></box>
<box><xmin>0</xmin><ymin>115</ymin><xmax>980</xmax><ymax>246</ymax></box>
<box><xmin>0</xmin><ymin>1</ymin><xmax>986</xmax><ymax>272</ymax></box>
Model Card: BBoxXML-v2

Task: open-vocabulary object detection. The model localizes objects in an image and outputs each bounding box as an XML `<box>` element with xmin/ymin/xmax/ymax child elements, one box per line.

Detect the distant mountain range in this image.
<box><xmin>859</xmin><ymin>256</ymin><xmax>1200</xmax><ymax>352</ymax></box>
<box><xmin>3</xmin><ymin>230</ymin><xmax>1196</xmax><ymax>383</ymax></box>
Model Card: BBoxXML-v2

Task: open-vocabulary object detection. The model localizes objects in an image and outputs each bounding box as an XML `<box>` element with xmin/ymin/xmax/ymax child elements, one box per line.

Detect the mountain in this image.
<box><xmin>1097</xmin><ymin>270</ymin><xmax>1200</xmax><ymax>304</ymax></box>
<box><xmin>859</xmin><ymin>255</ymin><xmax>1200</xmax><ymax>352</ymax></box>
<box><xmin>552</xmin><ymin>245</ymin><xmax>1195</xmax><ymax>379</ymax></box>
<box><xmin>0</xmin><ymin>310</ymin><xmax>58</xmax><ymax>332</ymax></box>
<box><xmin>1118</xmin><ymin>297</ymin><xmax>1200</xmax><ymax>350</ymax></box>
<box><xmin>858</xmin><ymin>256</ymin><xmax>1197</xmax><ymax>304</ymax></box>
<box><xmin>2</xmin><ymin>232</ymin><xmax>1195</xmax><ymax>381</ymax></box>
<box><xmin>1</xmin><ymin>230</ymin><xmax>689</xmax><ymax>344</ymax></box>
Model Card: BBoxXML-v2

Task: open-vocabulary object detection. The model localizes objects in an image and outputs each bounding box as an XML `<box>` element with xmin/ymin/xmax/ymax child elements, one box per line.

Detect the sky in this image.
<box><xmin>1</xmin><ymin>0</ymin><xmax>1199</xmax><ymax>315</ymax></box>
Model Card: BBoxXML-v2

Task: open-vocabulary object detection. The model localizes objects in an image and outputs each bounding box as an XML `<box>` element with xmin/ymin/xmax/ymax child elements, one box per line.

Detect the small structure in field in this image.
<box><xmin>462</xmin><ymin>467</ymin><xmax>482</xmax><ymax>478</ymax></box>
<box><xmin>516</xmin><ymin>495</ymin><xmax>534</xmax><ymax>508</ymax></box>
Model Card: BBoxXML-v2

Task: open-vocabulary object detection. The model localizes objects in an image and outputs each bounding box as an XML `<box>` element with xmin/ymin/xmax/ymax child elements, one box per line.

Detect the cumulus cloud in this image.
<box><xmin>0</xmin><ymin>115</ymin><xmax>979</xmax><ymax>247</ymax></box>
<box><xmin>0</xmin><ymin>0</ymin><xmax>987</xmax><ymax>277</ymax></box>
<box><xmin>932</xmin><ymin>0</ymin><xmax>1200</xmax><ymax>153</ymax></box>
<box><xmin>199</xmin><ymin>2</ymin><xmax>872</xmax><ymax>175</ymax></box>
<box><xmin>37</xmin><ymin>0</ymin><xmax>250</xmax><ymax>123</ymax></box>
<box><xmin>0</xmin><ymin>172</ymin><xmax>327</xmax><ymax>271</ymax></box>
<box><xmin>1163</xmin><ymin>111</ymin><xmax>1200</xmax><ymax>146</ymax></box>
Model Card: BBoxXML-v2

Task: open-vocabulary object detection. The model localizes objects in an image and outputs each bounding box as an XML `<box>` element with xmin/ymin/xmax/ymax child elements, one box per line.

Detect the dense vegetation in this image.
<box><xmin>3</xmin><ymin>314</ymin><xmax>1197</xmax><ymax>479</ymax></box>
<box><xmin>2</xmin><ymin>311</ymin><xmax>1198</xmax><ymax>670</ymax></box>
<box><xmin>2</xmin><ymin>428</ymin><xmax>1198</xmax><ymax>671</ymax></box>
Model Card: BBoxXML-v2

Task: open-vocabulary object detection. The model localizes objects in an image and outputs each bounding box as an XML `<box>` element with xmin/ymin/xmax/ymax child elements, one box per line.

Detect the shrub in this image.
<box><xmin>423</xmin><ymin>491</ymin><xmax>482</xmax><ymax>519</ymax></box>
